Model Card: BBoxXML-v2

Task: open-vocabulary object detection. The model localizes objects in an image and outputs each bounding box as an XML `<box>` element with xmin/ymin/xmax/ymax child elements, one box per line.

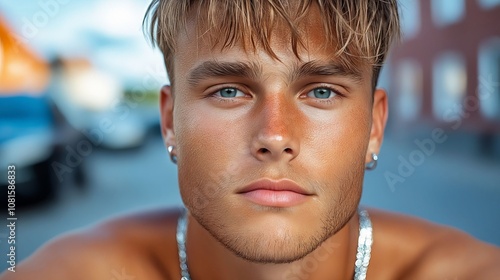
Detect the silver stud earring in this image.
<box><xmin>167</xmin><ymin>145</ymin><xmax>177</xmax><ymax>164</ymax></box>
<box><xmin>365</xmin><ymin>153</ymin><xmax>378</xmax><ymax>170</ymax></box>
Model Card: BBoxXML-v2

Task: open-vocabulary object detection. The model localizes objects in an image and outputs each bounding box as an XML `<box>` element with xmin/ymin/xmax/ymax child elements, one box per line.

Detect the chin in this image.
<box><xmin>219</xmin><ymin>223</ymin><xmax>327</xmax><ymax>264</ymax></box>
<box><xmin>192</xmin><ymin>205</ymin><xmax>344</xmax><ymax>264</ymax></box>
<box><xmin>238</xmin><ymin>234</ymin><xmax>328</xmax><ymax>264</ymax></box>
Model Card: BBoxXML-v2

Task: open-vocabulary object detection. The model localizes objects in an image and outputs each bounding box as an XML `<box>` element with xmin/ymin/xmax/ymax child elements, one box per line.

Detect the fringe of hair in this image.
<box><xmin>144</xmin><ymin>0</ymin><xmax>400</xmax><ymax>87</ymax></box>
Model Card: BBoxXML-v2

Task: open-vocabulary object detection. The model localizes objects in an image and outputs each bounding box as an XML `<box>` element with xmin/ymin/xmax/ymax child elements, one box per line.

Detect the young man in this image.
<box><xmin>2</xmin><ymin>0</ymin><xmax>500</xmax><ymax>279</ymax></box>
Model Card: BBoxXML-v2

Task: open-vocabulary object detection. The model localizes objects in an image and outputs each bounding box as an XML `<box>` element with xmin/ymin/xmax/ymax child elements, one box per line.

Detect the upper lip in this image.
<box><xmin>237</xmin><ymin>179</ymin><xmax>313</xmax><ymax>195</ymax></box>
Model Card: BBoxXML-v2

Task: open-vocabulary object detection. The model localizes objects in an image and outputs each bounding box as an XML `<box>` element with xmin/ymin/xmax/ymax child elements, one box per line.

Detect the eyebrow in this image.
<box><xmin>187</xmin><ymin>61</ymin><xmax>261</xmax><ymax>87</ymax></box>
<box><xmin>291</xmin><ymin>60</ymin><xmax>363</xmax><ymax>83</ymax></box>
<box><xmin>187</xmin><ymin>59</ymin><xmax>363</xmax><ymax>87</ymax></box>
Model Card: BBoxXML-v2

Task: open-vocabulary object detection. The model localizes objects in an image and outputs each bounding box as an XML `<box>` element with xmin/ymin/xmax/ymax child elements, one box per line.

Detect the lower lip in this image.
<box><xmin>240</xmin><ymin>190</ymin><xmax>310</xmax><ymax>207</ymax></box>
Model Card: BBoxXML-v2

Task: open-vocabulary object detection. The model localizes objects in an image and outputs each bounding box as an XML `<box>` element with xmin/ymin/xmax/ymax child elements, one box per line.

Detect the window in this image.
<box><xmin>431</xmin><ymin>0</ymin><xmax>465</xmax><ymax>27</ymax></box>
<box><xmin>432</xmin><ymin>52</ymin><xmax>467</xmax><ymax>120</ymax></box>
<box><xmin>478</xmin><ymin>38</ymin><xmax>500</xmax><ymax>120</ymax></box>
<box><xmin>397</xmin><ymin>60</ymin><xmax>423</xmax><ymax>120</ymax></box>
<box><xmin>478</xmin><ymin>0</ymin><xmax>500</xmax><ymax>9</ymax></box>
<box><xmin>399</xmin><ymin>0</ymin><xmax>421</xmax><ymax>40</ymax></box>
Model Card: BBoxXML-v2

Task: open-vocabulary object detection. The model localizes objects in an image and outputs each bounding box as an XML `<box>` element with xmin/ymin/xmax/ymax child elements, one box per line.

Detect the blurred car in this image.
<box><xmin>0</xmin><ymin>94</ymin><xmax>86</xmax><ymax>207</ymax></box>
<box><xmin>53</xmin><ymin>59</ymin><xmax>148</xmax><ymax>150</ymax></box>
<box><xmin>85</xmin><ymin>110</ymin><xmax>147</xmax><ymax>150</ymax></box>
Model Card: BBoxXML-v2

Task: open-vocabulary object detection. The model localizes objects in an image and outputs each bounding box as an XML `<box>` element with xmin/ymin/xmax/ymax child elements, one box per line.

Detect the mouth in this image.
<box><xmin>237</xmin><ymin>179</ymin><xmax>314</xmax><ymax>208</ymax></box>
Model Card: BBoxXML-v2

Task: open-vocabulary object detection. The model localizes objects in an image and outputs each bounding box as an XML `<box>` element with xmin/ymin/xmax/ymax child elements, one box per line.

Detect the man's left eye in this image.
<box><xmin>215</xmin><ymin>87</ymin><xmax>245</xmax><ymax>98</ymax></box>
<box><xmin>307</xmin><ymin>88</ymin><xmax>335</xmax><ymax>99</ymax></box>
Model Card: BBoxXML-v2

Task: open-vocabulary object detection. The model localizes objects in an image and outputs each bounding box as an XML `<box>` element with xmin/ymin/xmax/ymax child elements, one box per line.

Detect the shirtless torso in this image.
<box><xmin>2</xmin><ymin>208</ymin><xmax>499</xmax><ymax>280</ymax></box>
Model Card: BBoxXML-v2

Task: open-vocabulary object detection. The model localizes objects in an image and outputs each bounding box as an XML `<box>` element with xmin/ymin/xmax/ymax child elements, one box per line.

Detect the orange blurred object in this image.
<box><xmin>0</xmin><ymin>15</ymin><xmax>50</xmax><ymax>94</ymax></box>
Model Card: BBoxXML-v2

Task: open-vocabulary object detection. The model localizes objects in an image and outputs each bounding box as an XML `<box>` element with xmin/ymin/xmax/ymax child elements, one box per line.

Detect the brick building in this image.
<box><xmin>385</xmin><ymin>0</ymin><xmax>500</xmax><ymax>137</ymax></box>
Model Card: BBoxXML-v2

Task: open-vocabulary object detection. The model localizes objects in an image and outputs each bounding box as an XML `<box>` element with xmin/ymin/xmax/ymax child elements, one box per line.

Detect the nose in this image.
<box><xmin>251</xmin><ymin>95</ymin><xmax>300</xmax><ymax>162</ymax></box>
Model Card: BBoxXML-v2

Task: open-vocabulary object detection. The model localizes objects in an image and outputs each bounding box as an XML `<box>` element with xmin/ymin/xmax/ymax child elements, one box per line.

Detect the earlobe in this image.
<box><xmin>366</xmin><ymin>89</ymin><xmax>388</xmax><ymax>162</ymax></box>
<box><xmin>160</xmin><ymin>85</ymin><xmax>176</xmax><ymax>146</ymax></box>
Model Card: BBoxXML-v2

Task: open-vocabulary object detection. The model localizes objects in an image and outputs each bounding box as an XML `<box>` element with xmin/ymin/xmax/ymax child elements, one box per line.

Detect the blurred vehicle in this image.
<box><xmin>0</xmin><ymin>94</ymin><xmax>86</xmax><ymax>206</ymax></box>
<box><xmin>85</xmin><ymin>110</ymin><xmax>147</xmax><ymax>150</ymax></box>
<box><xmin>1</xmin><ymin>13</ymin><xmax>148</xmax><ymax>208</ymax></box>
<box><xmin>53</xmin><ymin>58</ymin><xmax>147</xmax><ymax>150</ymax></box>
<box><xmin>0</xmin><ymin>16</ymin><xmax>87</xmax><ymax>207</ymax></box>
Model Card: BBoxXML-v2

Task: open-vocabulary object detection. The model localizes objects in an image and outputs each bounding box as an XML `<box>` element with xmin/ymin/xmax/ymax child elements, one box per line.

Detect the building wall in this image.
<box><xmin>388</xmin><ymin>0</ymin><xmax>500</xmax><ymax>133</ymax></box>
<box><xmin>0</xmin><ymin>15</ymin><xmax>49</xmax><ymax>94</ymax></box>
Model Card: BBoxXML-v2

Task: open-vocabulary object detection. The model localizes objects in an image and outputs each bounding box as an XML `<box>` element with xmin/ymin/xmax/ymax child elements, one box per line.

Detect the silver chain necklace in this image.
<box><xmin>176</xmin><ymin>208</ymin><xmax>372</xmax><ymax>280</ymax></box>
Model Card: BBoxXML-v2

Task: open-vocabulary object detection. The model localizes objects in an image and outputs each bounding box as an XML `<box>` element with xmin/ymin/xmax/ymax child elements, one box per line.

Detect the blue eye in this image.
<box><xmin>307</xmin><ymin>88</ymin><xmax>335</xmax><ymax>99</ymax></box>
<box><xmin>216</xmin><ymin>87</ymin><xmax>245</xmax><ymax>98</ymax></box>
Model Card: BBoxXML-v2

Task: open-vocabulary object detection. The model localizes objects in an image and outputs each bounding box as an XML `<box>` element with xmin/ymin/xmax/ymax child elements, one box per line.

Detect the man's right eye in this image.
<box><xmin>215</xmin><ymin>87</ymin><xmax>245</xmax><ymax>98</ymax></box>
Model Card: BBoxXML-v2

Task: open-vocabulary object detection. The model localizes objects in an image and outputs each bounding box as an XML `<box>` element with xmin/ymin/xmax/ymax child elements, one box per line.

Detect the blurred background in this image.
<box><xmin>0</xmin><ymin>0</ymin><xmax>499</xmax><ymax>269</ymax></box>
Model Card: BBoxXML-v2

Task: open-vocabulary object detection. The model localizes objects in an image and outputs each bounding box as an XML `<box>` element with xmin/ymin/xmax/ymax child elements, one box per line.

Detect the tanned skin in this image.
<box><xmin>2</xmin><ymin>3</ymin><xmax>499</xmax><ymax>280</ymax></box>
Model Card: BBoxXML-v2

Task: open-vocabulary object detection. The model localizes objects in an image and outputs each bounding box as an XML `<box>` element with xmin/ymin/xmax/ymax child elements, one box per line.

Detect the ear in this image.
<box><xmin>366</xmin><ymin>88</ymin><xmax>388</xmax><ymax>163</ymax></box>
<box><xmin>160</xmin><ymin>85</ymin><xmax>176</xmax><ymax>147</ymax></box>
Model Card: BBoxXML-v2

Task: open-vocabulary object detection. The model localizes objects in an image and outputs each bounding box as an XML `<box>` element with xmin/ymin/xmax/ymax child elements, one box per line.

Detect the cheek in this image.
<box><xmin>307</xmin><ymin>105</ymin><xmax>371</xmax><ymax>173</ymax></box>
<box><xmin>174</xmin><ymin>103</ymin><xmax>248</xmax><ymax>207</ymax></box>
<box><xmin>304</xmin><ymin>103</ymin><xmax>371</xmax><ymax>207</ymax></box>
<box><xmin>175</xmin><ymin>103</ymin><xmax>246</xmax><ymax>164</ymax></box>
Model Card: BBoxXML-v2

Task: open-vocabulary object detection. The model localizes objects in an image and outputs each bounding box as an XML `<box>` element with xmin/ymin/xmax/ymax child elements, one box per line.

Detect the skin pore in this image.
<box><xmin>160</xmin><ymin>3</ymin><xmax>387</xmax><ymax>279</ymax></box>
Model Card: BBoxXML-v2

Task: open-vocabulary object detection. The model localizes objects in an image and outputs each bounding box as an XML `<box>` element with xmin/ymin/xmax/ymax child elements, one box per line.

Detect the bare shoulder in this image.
<box><xmin>367</xmin><ymin>208</ymin><xmax>500</xmax><ymax>279</ymax></box>
<box><xmin>0</xmin><ymin>207</ymin><xmax>183</xmax><ymax>280</ymax></box>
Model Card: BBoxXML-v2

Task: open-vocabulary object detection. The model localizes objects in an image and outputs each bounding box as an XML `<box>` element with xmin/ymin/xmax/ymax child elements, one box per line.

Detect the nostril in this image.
<box><xmin>258</xmin><ymin>148</ymin><xmax>270</xmax><ymax>154</ymax></box>
<box><xmin>284</xmin><ymin>148</ymin><xmax>293</xmax><ymax>154</ymax></box>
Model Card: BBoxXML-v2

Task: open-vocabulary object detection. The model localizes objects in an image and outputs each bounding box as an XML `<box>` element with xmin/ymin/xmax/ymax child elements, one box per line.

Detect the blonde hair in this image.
<box><xmin>144</xmin><ymin>0</ymin><xmax>400</xmax><ymax>89</ymax></box>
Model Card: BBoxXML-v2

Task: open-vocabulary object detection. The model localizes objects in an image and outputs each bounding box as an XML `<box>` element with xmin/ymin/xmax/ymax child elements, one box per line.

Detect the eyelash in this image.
<box><xmin>207</xmin><ymin>85</ymin><xmax>249</xmax><ymax>104</ymax></box>
<box><xmin>206</xmin><ymin>84</ymin><xmax>346</xmax><ymax>105</ymax></box>
<box><xmin>303</xmin><ymin>85</ymin><xmax>345</xmax><ymax>105</ymax></box>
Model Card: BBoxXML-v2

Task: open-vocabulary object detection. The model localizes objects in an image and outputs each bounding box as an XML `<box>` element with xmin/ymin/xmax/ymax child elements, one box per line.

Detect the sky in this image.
<box><xmin>0</xmin><ymin>0</ymin><xmax>167</xmax><ymax>86</ymax></box>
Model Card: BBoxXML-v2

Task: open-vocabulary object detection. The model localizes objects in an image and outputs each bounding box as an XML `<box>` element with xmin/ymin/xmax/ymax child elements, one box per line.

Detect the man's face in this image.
<box><xmin>161</xmin><ymin>5</ymin><xmax>386</xmax><ymax>264</ymax></box>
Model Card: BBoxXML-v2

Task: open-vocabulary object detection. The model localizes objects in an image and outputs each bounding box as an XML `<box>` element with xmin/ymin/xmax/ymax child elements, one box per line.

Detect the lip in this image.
<box><xmin>237</xmin><ymin>179</ymin><xmax>313</xmax><ymax>207</ymax></box>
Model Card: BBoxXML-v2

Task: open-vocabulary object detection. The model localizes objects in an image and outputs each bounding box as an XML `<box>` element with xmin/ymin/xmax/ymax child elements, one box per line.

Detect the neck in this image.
<box><xmin>186</xmin><ymin>211</ymin><xmax>360</xmax><ymax>280</ymax></box>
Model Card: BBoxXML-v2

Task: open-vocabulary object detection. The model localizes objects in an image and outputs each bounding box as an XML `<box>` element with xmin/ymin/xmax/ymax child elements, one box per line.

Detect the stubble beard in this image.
<box><xmin>187</xmin><ymin>176</ymin><xmax>362</xmax><ymax>265</ymax></box>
